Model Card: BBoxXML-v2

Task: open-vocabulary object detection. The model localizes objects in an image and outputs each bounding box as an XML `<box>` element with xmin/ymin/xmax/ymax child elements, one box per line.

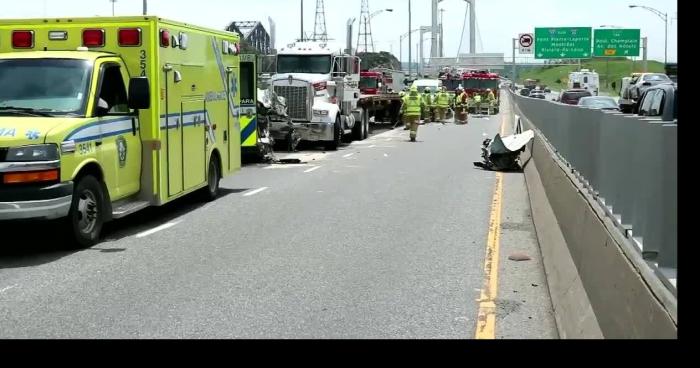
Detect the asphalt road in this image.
<box><xmin>0</xmin><ymin>97</ymin><xmax>556</xmax><ymax>339</ymax></box>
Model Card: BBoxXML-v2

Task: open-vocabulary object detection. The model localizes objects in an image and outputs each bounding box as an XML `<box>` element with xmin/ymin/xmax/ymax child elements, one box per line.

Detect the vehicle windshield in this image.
<box><xmin>464</xmin><ymin>79</ymin><xmax>480</xmax><ymax>89</ymax></box>
<box><xmin>579</xmin><ymin>97</ymin><xmax>617</xmax><ymax>108</ymax></box>
<box><xmin>359</xmin><ymin>77</ymin><xmax>378</xmax><ymax>89</ymax></box>
<box><xmin>0</xmin><ymin>58</ymin><xmax>92</xmax><ymax>116</ymax></box>
<box><xmin>482</xmin><ymin>79</ymin><xmax>499</xmax><ymax>90</ymax></box>
<box><xmin>643</xmin><ymin>74</ymin><xmax>671</xmax><ymax>82</ymax></box>
<box><xmin>277</xmin><ymin>55</ymin><xmax>332</xmax><ymax>74</ymax></box>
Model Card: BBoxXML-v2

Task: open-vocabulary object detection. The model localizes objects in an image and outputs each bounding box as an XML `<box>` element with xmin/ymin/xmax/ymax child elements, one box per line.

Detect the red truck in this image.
<box><xmin>358</xmin><ymin>70</ymin><xmax>403</xmax><ymax>125</ymax></box>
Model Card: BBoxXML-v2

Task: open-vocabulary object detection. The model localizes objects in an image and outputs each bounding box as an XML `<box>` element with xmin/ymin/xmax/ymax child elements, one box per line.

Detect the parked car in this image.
<box><xmin>635</xmin><ymin>83</ymin><xmax>677</xmax><ymax>122</ymax></box>
<box><xmin>558</xmin><ymin>89</ymin><xmax>592</xmax><ymax>105</ymax></box>
<box><xmin>577</xmin><ymin>96</ymin><xmax>620</xmax><ymax>111</ymax></box>
<box><xmin>528</xmin><ymin>89</ymin><xmax>546</xmax><ymax>99</ymax></box>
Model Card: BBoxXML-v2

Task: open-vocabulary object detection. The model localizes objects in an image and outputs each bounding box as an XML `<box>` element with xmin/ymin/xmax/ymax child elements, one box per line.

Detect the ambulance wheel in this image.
<box><xmin>66</xmin><ymin>175</ymin><xmax>104</xmax><ymax>248</ymax></box>
<box><xmin>325</xmin><ymin>117</ymin><xmax>341</xmax><ymax>151</ymax></box>
<box><xmin>202</xmin><ymin>156</ymin><xmax>221</xmax><ymax>202</ymax></box>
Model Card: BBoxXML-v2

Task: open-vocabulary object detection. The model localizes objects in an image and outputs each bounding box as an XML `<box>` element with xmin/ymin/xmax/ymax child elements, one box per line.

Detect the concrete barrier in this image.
<box><xmin>508</xmin><ymin>92</ymin><xmax>677</xmax><ymax>338</ymax></box>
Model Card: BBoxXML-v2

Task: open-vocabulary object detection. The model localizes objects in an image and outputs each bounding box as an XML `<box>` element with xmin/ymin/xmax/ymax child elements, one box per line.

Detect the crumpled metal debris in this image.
<box><xmin>474</xmin><ymin>130</ymin><xmax>534</xmax><ymax>171</ymax></box>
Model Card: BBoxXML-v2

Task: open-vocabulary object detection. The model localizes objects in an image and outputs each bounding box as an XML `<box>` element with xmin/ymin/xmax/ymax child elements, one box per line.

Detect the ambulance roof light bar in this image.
<box><xmin>12</xmin><ymin>30</ymin><xmax>34</xmax><ymax>49</ymax></box>
<box><xmin>82</xmin><ymin>29</ymin><xmax>105</xmax><ymax>47</ymax></box>
<box><xmin>118</xmin><ymin>28</ymin><xmax>142</xmax><ymax>46</ymax></box>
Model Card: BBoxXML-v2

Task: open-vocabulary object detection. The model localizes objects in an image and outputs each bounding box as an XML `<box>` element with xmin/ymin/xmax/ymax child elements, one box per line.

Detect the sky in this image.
<box><xmin>2</xmin><ymin>0</ymin><xmax>677</xmax><ymax>63</ymax></box>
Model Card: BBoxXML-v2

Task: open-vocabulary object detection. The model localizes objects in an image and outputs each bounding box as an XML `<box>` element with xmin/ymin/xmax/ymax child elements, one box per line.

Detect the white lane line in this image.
<box><xmin>383</xmin><ymin>153</ymin><xmax>389</xmax><ymax>157</ymax></box>
<box><xmin>343</xmin><ymin>153</ymin><xmax>355</xmax><ymax>158</ymax></box>
<box><xmin>135</xmin><ymin>221</ymin><xmax>181</xmax><ymax>238</ymax></box>
<box><xmin>385</xmin><ymin>138</ymin><xmax>392</xmax><ymax>141</ymax></box>
<box><xmin>304</xmin><ymin>166</ymin><xmax>322</xmax><ymax>173</ymax></box>
<box><xmin>0</xmin><ymin>285</ymin><xmax>17</xmax><ymax>294</ymax></box>
<box><xmin>243</xmin><ymin>187</ymin><xmax>269</xmax><ymax>197</ymax></box>
<box><xmin>368</xmin><ymin>145</ymin><xmax>377</xmax><ymax>148</ymax></box>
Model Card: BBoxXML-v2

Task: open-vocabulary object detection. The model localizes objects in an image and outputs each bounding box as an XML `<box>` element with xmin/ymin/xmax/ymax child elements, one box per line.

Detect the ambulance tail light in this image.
<box><xmin>12</xmin><ymin>30</ymin><xmax>34</xmax><ymax>48</ymax></box>
<box><xmin>3</xmin><ymin>170</ymin><xmax>59</xmax><ymax>185</ymax></box>
<box><xmin>160</xmin><ymin>29</ymin><xmax>170</xmax><ymax>47</ymax></box>
<box><xmin>83</xmin><ymin>29</ymin><xmax>105</xmax><ymax>47</ymax></box>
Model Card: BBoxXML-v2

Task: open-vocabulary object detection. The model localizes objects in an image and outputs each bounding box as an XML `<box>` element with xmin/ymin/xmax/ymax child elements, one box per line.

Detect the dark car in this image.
<box><xmin>519</xmin><ymin>88</ymin><xmax>531</xmax><ymax>96</ymax></box>
<box><xmin>558</xmin><ymin>89</ymin><xmax>592</xmax><ymax>105</ymax></box>
<box><xmin>635</xmin><ymin>83</ymin><xmax>677</xmax><ymax>122</ymax></box>
<box><xmin>577</xmin><ymin>96</ymin><xmax>620</xmax><ymax>111</ymax></box>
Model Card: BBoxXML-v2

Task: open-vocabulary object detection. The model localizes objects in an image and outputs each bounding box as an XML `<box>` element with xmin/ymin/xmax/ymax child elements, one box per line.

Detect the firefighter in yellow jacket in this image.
<box><xmin>435</xmin><ymin>87</ymin><xmax>451</xmax><ymax>123</ymax></box>
<box><xmin>401</xmin><ymin>85</ymin><xmax>424</xmax><ymax>142</ymax></box>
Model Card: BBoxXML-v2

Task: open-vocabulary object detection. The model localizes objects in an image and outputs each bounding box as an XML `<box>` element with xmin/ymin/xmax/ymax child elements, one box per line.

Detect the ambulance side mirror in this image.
<box><xmin>96</xmin><ymin>98</ymin><xmax>110</xmax><ymax>117</ymax></box>
<box><xmin>128</xmin><ymin>77</ymin><xmax>151</xmax><ymax>110</ymax></box>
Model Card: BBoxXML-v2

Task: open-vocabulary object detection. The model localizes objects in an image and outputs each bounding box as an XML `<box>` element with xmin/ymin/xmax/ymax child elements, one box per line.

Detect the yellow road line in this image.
<box><xmin>475</xmin><ymin>109</ymin><xmax>507</xmax><ymax>339</ymax></box>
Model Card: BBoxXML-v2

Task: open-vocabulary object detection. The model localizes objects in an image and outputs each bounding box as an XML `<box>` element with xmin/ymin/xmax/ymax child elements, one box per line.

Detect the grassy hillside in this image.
<box><xmin>518</xmin><ymin>59</ymin><xmax>665</xmax><ymax>95</ymax></box>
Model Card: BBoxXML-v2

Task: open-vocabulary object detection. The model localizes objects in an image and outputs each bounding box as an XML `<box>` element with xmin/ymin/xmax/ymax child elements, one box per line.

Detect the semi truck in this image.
<box><xmin>268</xmin><ymin>41</ymin><xmax>366</xmax><ymax>150</ymax></box>
<box><xmin>0</xmin><ymin>16</ymin><xmax>250</xmax><ymax>246</ymax></box>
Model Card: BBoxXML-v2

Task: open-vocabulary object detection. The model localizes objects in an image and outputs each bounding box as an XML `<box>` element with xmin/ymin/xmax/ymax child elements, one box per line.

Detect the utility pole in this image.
<box><xmin>468</xmin><ymin>0</ymin><xmax>476</xmax><ymax>54</ymax></box>
<box><xmin>110</xmin><ymin>0</ymin><xmax>117</xmax><ymax>16</ymax></box>
<box><xmin>642</xmin><ymin>37</ymin><xmax>648</xmax><ymax>72</ymax></box>
<box><xmin>439</xmin><ymin>8</ymin><xmax>445</xmax><ymax>57</ymax></box>
<box><xmin>142</xmin><ymin>0</ymin><xmax>147</xmax><ymax>15</ymax></box>
<box><xmin>512</xmin><ymin>38</ymin><xmax>516</xmax><ymax>81</ymax></box>
<box><xmin>300</xmin><ymin>0</ymin><xmax>304</xmax><ymax>41</ymax></box>
<box><xmin>408</xmin><ymin>0</ymin><xmax>412</xmax><ymax>76</ymax></box>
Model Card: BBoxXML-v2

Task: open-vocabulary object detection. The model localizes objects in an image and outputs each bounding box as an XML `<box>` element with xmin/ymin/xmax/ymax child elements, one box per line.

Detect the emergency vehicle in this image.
<box><xmin>0</xmin><ymin>16</ymin><xmax>251</xmax><ymax>247</ymax></box>
<box><xmin>568</xmin><ymin>69</ymin><xmax>600</xmax><ymax>96</ymax></box>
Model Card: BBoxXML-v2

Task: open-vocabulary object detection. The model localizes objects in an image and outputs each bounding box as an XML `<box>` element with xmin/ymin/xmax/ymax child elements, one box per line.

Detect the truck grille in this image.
<box><xmin>274</xmin><ymin>85</ymin><xmax>309</xmax><ymax>121</ymax></box>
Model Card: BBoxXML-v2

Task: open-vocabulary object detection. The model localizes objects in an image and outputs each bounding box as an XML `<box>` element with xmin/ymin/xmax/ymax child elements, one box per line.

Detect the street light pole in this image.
<box><xmin>629</xmin><ymin>4</ymin><xmax>668</xmax><ymax>64</ymax></box>
<box><xmin>400</xmin><ymin>29</ymin><xmax>420</xmax><ymax>73</ymax></box>
<box><xmin>408</xmin><ymin>0</ymin><xmax>412</xmax><ymax>76</ymax></box>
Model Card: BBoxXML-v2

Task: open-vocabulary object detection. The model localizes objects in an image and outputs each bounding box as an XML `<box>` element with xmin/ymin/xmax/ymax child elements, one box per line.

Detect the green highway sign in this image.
<box><xmin>535</xmin><ymin>27</ymin><xmax>592</xmax><ymax>59</ymax></box>
<box><xmin>593</xmin><ymin>29</ymin><xmax>640</xmax><ymax>57</ymax></box>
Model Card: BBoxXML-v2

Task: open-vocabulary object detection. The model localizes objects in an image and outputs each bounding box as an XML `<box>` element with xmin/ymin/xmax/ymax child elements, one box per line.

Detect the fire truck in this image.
<box><xmin>461</xmin><ymin>70</ymin><xmax>500</xmax><ymax>100</ymax></box>
<box><xmin>358</xmin><ymin>70</ymin><xmax>402</xmax><ymax>126</ymax></box>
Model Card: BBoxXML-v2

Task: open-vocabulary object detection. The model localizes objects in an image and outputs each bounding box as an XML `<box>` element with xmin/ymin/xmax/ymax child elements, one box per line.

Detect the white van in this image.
<box><xmin>411</xmin><ymin>79</ymin><xmax>443</xmax><ymax>93</ymax></box>
<box><xmin>568</xmin><ymin>69</ymin><xmax>599</xmax><ymax>96</ymax></box>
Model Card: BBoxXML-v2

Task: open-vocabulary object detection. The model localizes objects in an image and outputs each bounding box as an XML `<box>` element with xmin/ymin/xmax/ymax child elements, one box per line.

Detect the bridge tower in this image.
<box><xmin>357</xmin><ymin>0</ymin><xmax>374</xmax><ymax>53</ymax></box>
<box><xmin>311</xmin><ymin>0</ymin><xmax>328</xmax><ymax>41</ymax></box>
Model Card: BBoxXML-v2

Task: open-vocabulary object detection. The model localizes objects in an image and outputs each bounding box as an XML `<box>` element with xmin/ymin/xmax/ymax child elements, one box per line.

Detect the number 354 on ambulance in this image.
<box><xmin>0</xmin><ymin>17</ymin><xmax>251</xmax><ymax>247</ymax></box>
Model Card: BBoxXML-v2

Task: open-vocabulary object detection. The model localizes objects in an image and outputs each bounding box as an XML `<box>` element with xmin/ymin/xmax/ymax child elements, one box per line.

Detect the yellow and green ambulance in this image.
<box><xmin>0</xmin><ymin>16</ymin><xmax>252</xmax><ymax>247</ymax></box>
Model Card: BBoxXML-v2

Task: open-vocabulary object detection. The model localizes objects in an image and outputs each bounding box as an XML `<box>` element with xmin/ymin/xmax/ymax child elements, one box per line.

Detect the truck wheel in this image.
<box><xmin>363</xmin><ymin>109</ymin><xmax>370</xmax><ymax>139</ymax></box>
<box><xmin>65</xmin><ymin>175</ymin><xmax>105</xmax><ymax>249</ymax></box>
<box><xmin>352</xmin><ymin>110</ymin><xmax>365</xmax><ymax>141</ymax></box>
<box><xmin>201</xmin><ymin>156</ymin><xmax>220</xmax><ymax>202</ymax></box>
<box><xmin>325</xmin><ymin>117</ymin><xmax>341</xmax><ymax>151</ymax></box>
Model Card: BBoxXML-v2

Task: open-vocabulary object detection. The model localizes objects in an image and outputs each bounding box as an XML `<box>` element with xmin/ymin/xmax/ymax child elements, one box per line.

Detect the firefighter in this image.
<box><xmin>435</xmin><ymin>86</ymin><xmax>450</xmax><ymax>123</ymax></box>
<box><xmin>422</xmin><ymin>89</ymin><xmax>433</xmax><ymax>123</ymax></box>
<box><xmin>486</xmin><ymin>88</ymin><xmax>497</xmax><ymax>114</ymax></box>
<box><xmin>401</xmin><ymin>85</ymin><xmax>423</xmax><ymax>142</ymax></box>
<box><xmin>399</xmin><ymin>89</ymin><xmax>408</xmax><ymax>129</ymax></box>
<box><xmin>454</xmin><ymin>87</ymin><xmax>468</xmax><ymax>123</ymax></box>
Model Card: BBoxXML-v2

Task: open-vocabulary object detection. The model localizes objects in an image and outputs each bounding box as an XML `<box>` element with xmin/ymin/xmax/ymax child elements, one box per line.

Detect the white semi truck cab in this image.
<box><xmin>270</xmin><ymin>41</ymin><xmax>365</xmax><ymax>150</ymax></box>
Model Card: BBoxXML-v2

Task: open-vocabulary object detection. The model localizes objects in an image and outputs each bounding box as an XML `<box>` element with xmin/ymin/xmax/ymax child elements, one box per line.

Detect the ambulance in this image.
<box><xmin>0</xmin><ymin>16</ymin><xmax>251</xmax><ymax>247</ymax></box>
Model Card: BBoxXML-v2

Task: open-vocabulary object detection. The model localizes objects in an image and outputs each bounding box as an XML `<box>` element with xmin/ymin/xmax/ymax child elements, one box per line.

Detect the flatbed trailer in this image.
<box><xmin>358</xmin><ymin>93</ymin><xmax>403</xmax><ymax>125</ymax></box>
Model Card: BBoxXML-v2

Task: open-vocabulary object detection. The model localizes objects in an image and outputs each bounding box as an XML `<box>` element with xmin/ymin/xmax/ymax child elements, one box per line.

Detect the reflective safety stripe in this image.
<box><xmin>403</xmin><ymin>93</ymin><xmax>422</xmax><ymax>116</ymax></box>
<box><xmin>436</xmin><ymin>93</ymin><xmax>450</xmax><ymax>107</ymax></box>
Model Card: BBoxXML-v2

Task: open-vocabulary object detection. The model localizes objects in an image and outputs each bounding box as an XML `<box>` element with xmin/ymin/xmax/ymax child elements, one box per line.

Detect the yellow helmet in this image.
<box><xmin>410</xmin><ymin>85</ymin><xmax>418</xmax><ymax>92</ymax></box>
